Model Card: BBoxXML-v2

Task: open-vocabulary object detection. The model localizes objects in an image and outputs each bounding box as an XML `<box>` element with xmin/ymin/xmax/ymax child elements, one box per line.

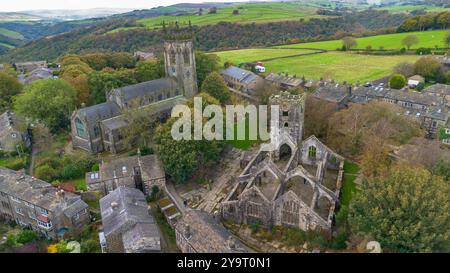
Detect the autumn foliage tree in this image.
<box><xmin>349</xmin><ymin>165</ymin><xmax>450</xmax><ymax>253</ymax></box>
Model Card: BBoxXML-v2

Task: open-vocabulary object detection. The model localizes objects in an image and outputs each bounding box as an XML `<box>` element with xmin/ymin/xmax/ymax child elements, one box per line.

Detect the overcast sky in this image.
<box><xmin>2</xmin><ymin>0</ymin><xmax>255</xmax><ymax>12</ymax></box>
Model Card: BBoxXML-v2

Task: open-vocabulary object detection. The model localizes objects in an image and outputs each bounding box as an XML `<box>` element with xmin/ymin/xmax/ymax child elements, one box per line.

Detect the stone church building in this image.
<box><xmin>71</xmin><ymin>38</ymin><xmax>198</xmax><ymax>154</ymax></box>
<box><xmin>220</xmin><ymin>92</ymin><xmax>344</xmax><ymax>233</ymax></box>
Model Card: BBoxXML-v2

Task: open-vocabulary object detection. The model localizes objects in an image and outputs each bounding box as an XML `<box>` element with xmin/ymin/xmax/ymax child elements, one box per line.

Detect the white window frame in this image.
<box><xmin>10</xmin><ymin>196</ymin><xmax>21</xmax><ymax>203</ymax></box>
<box><xmin>15</xmin><ymin>207</ymin><xmax>24</xmax><ymax>215</ymax></box>
<box><xmin>36</xmin><ymin>206</ymin><xmax>49</xmax><ymax>216</ymax></box>
<box><xmin>37</xmin><ymin>220</ymin><xmax>52</xmax><ymax>229</ymax></box>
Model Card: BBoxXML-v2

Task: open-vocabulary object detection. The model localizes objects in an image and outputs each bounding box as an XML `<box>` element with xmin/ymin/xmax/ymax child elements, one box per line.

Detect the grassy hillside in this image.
<box><xmin>277</xmin><ymin>30</ymin><xmax>449</xmax><ymax>50</ymax></box>
<box><xmin>214</xmin><ymin>47</ymin><xmax>419</xmax><ymax>83</ymax></box>
<box><xmin>137</xmin><ymin>2</ymin><xmax>327</xmax><ymax>29</ymax></box>
<box><xmin>376</xmin><ymin>5</ymin><xmax>450</xmax><ymax>13</ymax></box>
<box><xmin>213</xmin><ymin>48</ymin><xmax>320</xmax><ymax>65</ymax></box>
<box><xmin>0</xmin><ymin>28</ymin><xmax>24</xmax><ymax>40</ymax></box>
<box><xmin>263</xmin><ymin>52</ymin><xmax>419</xmax><ymax>83</ymax></box>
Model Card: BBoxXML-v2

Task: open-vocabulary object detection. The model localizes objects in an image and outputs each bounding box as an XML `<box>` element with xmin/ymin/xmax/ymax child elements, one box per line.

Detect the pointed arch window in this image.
<box><xmin>308</xmin><ymin>146</ymin><xmax>317</xmax><ymax>159</ymax></box>
<box><xmin>183</xmin><ymin>48</ymin><xmax>190</xmax><ymax>65</ymax></box>
<box><xmin>75</xmin><ymin>118</ymin><xmax>88</xmax><ymax>139</ymax></box>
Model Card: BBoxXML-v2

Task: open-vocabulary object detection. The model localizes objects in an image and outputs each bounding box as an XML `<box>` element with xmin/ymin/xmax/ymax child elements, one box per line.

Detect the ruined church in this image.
<box><xmin>220</xmin><ymin>92</ymin><xmax>344</xmax><ymax>233</ymax></box>
<box><xmin>71</xmin><ymin>37</ymin><xmax>198</xmax><ymax>154</ymax></box>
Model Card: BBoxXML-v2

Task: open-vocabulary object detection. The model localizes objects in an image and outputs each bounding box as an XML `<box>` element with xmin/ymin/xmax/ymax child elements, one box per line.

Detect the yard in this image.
<box><xmin>340</xmin><ymin>161</ymin><xmax>360</xmax><ymax>207</ymax></box>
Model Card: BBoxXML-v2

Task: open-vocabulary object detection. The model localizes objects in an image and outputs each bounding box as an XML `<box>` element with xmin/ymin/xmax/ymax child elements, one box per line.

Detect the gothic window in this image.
<box><xmin>183</xmin><ymin>49</ymin><xmax>190</xmax><ymax>65</ymax></box>
<box><xmin>247</xmin><ymin>202</ymin><xmax>261</xmax><ymax>218</ymax></box>
<box><xmin>308</xmin><ymin>146</ymin><xmax>317</xmax><ymax>159</ymax></box>
<box><xmin>93</xmin><ymin>126</ymin><xmax>100</xmax><ymax>138</ymax></box>
<box><xmin>282</xmin><ymin>201</ymin><xmax>299</xmax><ymax>225</ymax></box>
<box><xmin>284</xmin><ymin>122</ymin><xmax>289</xmax><ymax>128</ymax></box>
<box><xmin>170</xmin><ymin>50</ymin><xmax>176</xmax><ymax>65</ymax></box>
<box><xmin>75</xmin><ymin>118</ymin><xmax>88</xmax><ymax>139</ymax></box>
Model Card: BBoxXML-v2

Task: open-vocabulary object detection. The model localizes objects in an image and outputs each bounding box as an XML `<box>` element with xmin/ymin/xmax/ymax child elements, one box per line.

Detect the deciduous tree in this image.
<box><xmin>349</xmin><ymin>165</ymin><xmax>450</xmax><ymax>253</ymax></box>
<box><xmin>13</xmin><ymin>79</ymin><xmax>77</xmax><ymax>133</ymax></box>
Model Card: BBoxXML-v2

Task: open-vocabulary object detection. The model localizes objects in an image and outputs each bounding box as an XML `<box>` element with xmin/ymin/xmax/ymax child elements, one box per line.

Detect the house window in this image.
<box><xmin>90</xmin><ymin>172</ymin><xmax>99</xmax><ymax>180</ymax></box>
<box><xmin>75</xmin><ymin>118</ymin><xmax>88</xmax><ymax>139</ymax></box>
<box><xmin>11</xmin><ymin>133</ymin><xmax>17</xmax><ymax>139</ymax></box>
<box><xmin>37</xmin><ymin>220</ymin><xmax>52</xmax><ymax>229</ymax></box>
<box><xmin>446</xmin><ymin>129</ymin><xmax>450</xmax><ymax>134</ymax></box>
<box><xmin>15</xmin><ymin>207</ymin><xmax>23</xmax><ymax>215</ymax></box>
<box><xmin>283</xmin><ymin>111</ymin><xmax>289</xmax><ymax>117</ymax></box>
<box><xmin>25</xmin><ymin>202</ymin><xmax>34</xmax><ymax>208</ymax></box>
<box><xmin>308</xmin><ymin>146</ymin><xmax>317</xmax><ymax>159</ymax></box>
<box><xmin>10</xmin><ymin>196</ymin><xmax>21</xmax><ymax>203</ymax></box>
<box><xmin>284</xmin><ymin>122</ymin><xmax>289</xmax><ymax>128</ymax></box>
<box><xmin>36</xmin><ymin>207</ymin><xmax>48</xmax><ymax>216</ymax></box>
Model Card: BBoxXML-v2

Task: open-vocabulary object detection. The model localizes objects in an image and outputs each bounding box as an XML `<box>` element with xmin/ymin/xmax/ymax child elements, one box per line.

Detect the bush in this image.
<box><xmin>416</xmin><ymin>82</ymin><xmax>426</xmax><ymax>91</ymax></box>
<box><xmin>389</xmin><ymin>74</ymin><xmax>407</xmax><ymax>89</ymax></box>
<box><xmin>16</xmin><ymin>230</ymin><xmax>39</xmax><ymax>245</ymax></box>
<box><xmin>331</xmin><ymin>231</ymin><xmax>348</xmax><ymax>250</ymax></box>
<box><xmin>416</xmin><ymin>47</ymin><xmax>431</xmax><ymax>55</ymax></box>
<box><xmin>60</xmin><ymin>164</ymin><xmax>84</xmax><ymax>180</ymax></box>
<box><xmin>91</xmin><ymin>163</ymin><xmax>99</xmax><ymax>172</ymax></box>
<box><xmin>34</xmin><ymin>164</ymin><xmax>59</xmax><ymax>181</ymax></box>
<box><xmin>81</xmin><ymin>239</ymin><xmax>100</xmax><ymax>253</ymax></box>
<box><xmin>282</xmin><ymin>228</ymin><xmax>306</xmax><ymax>247</ymax></box>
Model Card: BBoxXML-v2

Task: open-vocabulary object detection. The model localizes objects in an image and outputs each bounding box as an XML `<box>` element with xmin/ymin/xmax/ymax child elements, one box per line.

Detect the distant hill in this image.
<box><xmin>21</xmin><ymin>8</ymin><xmax>135</xmax><ymax>21</ymax></box>
<box><xmin>0</xmin><ymin>12</ymin><xmax>43</xmax><ymax>22</ymax></box>
<box><xmin>0</xmin><ymin>9</ymin><xmax>410</xmax><ymax>63</ymax></box>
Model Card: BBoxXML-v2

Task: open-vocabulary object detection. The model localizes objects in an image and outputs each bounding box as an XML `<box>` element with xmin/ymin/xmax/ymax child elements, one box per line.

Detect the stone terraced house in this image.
<box><xmin>0</xmin><ymin>167</ymin><xmax>90</xmax><ymax>239</ymax></box>
<box><xmin>99</xmin><ymin>186</ymin><xmax>161</xmax><ymax>253</ymax></box>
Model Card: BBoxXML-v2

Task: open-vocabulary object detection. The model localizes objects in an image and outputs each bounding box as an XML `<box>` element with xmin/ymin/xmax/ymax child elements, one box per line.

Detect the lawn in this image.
<box><xmin>277</xmin><ymin>30</ymin><xmax>450</xmax><ymax>50</ymax></box>
<box><xmin>262</xmin><ymin>52</ymin><xmax>419</xmax><ymax>83</ymax></box>
<box><xmin>213</xmin><ymin>48</ymin><xmax>319</xmax><ymax>66</ymax></box>
<box><xmin>137</xmin><ymin>2</ymin><xmax>327</xmax><ymax>29</ymax></box>
<box><xmin>340</xmin><ymin>161</ymin><xmax>360</xmax><ymax>207</ymax></box>
<box><xmin>227</xmin><ymin>113</ymin><xmax>262</xmax><ymax>150</ymax></box>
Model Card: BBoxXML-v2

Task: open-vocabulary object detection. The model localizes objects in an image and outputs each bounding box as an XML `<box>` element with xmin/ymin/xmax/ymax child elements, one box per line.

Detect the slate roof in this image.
<box><xmin>176</xmin><ymin>210</ymin><xmax>249</xmax><ymax>253</ymax></box>
<box><xmin>0</xmin><ymin>111</ymin><xmax>25</xmax><ymax>142</ymax></box>
<box><xmin>265</xmin><ymin>73</ymin><xmax>303</xmax><ymax>88</ymax></box>
<box><xmin>122</xmin><ymin>222</ymin><xmax>161</xmax><ymax>253</ymax></box>
<box><xmin>423</xmin><ymin>84</ymin><xmax>450</xmax><ymax>97</ymax></box>
<box><xmin>76</xmin><ymin>102</ymin><xmax>121</xmax><ymax>126</ymax></box>
<box><xmin>101</xmin><ymin>115</ymin><xmax>128</xmax><ymax>131</ymax></box>
<box><xmin>100</xmin><ymin>187</ymin><xmax>157</xmax><ymax>236</ymax></box>
<box><xmin>221</xmin><ymin>66</ymin><xmax>260</xmax><ymax>85</ymax></box>
<box><xmin>110</xmin><ymin>77</ymin><xmax>177</xmax><ymax>103</ymax></box>
<box><xmin>313</xmin><ymin>84</ymin><xmax>350</xmax><ymax>103</ymax></box>
<box><xmin>24</xmin><ymin>68</ymin><xmax>53</xmax><ymax>85</ymax></box>
<box><xmin>0</xmin><ymin>167</ymin><xmax>88</xmax><ymax>213</ymax></box>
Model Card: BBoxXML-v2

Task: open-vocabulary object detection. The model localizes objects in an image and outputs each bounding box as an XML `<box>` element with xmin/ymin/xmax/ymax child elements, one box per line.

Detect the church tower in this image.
<box><xmin>163</xmin><ymin>27</ymin><xmax>198</xmax><ymax>98</ymax></box>
<box><xmin>269</xmin><ymin>91</ymin><xmax>306</xmax><ymax>146</ymax></box>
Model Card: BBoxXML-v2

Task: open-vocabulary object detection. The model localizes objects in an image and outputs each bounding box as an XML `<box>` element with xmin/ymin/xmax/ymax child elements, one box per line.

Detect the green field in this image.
<box><xmin>377</xmin><ymin>5</ymin><xmax>450</xmax><ymax>13</ymax></box>
<box><xmin>213</xmin><ymin>48</ymin><xmax>319</xmax><ymax>65</ymax></box>
<box><xmin>0</xmin><ymin>42</ymin><xmax>14</xmax><ymax>49</ymax></box>
<box><xmin>263</xmin><ymin>52</ymin><xmax>419</xmax><ymax>83</ymax></box>
<box><xmin>277</xmin><ymin>30</ymin><xmax>450</xmax><ymax>50</ymax></box>
<box><xmin>0</xmin><ymin>28</ymin><xmax>24</xmax><ymax>39</ymax></box>
<box><xmin>137</xmin><ymin>2</ymin><xmax>326</xmax><ymax>29</ymax></box>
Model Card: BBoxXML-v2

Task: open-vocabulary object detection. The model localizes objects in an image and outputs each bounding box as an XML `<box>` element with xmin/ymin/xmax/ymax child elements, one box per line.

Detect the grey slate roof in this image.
<box><xmin>101</xmin><ymin>115</ymin><xmax>128</xmax><ymax>131</ymax></box>
<box><xmin>122</xmin><ymin>222</ymin><xmax>161</xmax><ymax>253</ymax></box>
<box><xmin>313</xmin><ymin>83</ymin><xmax>350</xmax><ymax>103</ymax></box>
<box><xmin>265</xmin><ymin>73</ymin><xmax>303</xmax><ymax>88</ymax></box>
<box><xmin>176</xmin><ymin>210</ymin><xmax>249</xmax><ymax>253</ymax></box>
<box><xmin>0</xmin><ymin>167</ymin><xmax>87</xmax><ymax>213</ymax></box>
<box><xmin>423</xmin><ymin>84</ymin><xmax>450</xmax><ymax>97</ymax></box>
<box><xmin>76</xmin><ymin>102</ymin><xmax>121</xmax><ymax>126</ymax></box>
<box><xmin>111</xmin><ymin>77</ymin><xmax>177</xmax><ymax>103</ymax></box>
<box><xmin>24</xmin><ymin>68</ymin><xmax>53</xmax><ymax>85</ymax></box>
<box><xmin>100</xmin><ymin>187</ymin><xmax>157</xmax><ymax>236</ymax></box>
<box><xmin>221</xmin><ymin>66</ymin><xmax>260</xmax><ymax>85</ymax></box>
